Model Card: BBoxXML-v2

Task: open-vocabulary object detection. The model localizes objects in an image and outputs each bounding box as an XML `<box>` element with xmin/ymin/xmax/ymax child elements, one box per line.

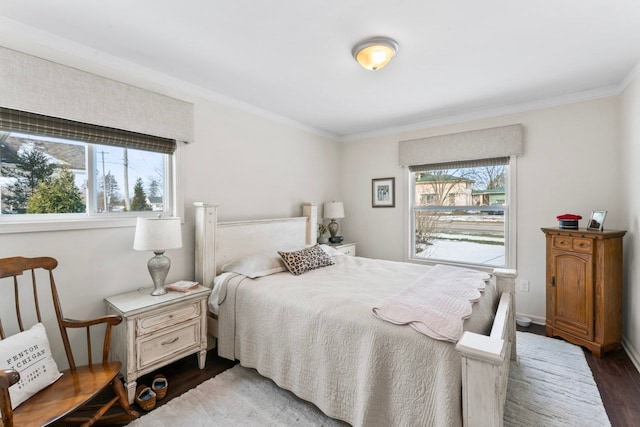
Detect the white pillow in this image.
<box><xmin>0</xmin><ymin>323</ymin><xmax>63</xmax><ymax>409</ymax></box>
<box><xmin>221</xmin><ymin>254</ymin><xmax>287</xmax><ymax>279</ymax></box>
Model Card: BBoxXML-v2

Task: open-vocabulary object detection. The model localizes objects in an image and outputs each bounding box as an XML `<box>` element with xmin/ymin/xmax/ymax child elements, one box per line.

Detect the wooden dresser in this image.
<box><xmin>541</xmin><ymin>227</ymin><xmax>626</xmax><ymax>357</ymax></box>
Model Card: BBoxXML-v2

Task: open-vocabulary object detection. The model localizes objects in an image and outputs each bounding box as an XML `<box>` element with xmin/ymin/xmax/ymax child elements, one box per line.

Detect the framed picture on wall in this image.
<box><xmin>587</xmin><ymin>210</ymin><xmax>607</xmax><ymax>231</ymax></box>
<box><xmin>372</xmin><ymin>177</ymin><xmax>395</xmax><ymax>208</ymax></box>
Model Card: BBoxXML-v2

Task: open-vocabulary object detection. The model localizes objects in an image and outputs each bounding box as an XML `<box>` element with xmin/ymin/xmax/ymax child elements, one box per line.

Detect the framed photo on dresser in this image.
<box><xmin>587</xmin><ymin>210</ymin><xmax>606</xmax><ymax>231</ymax></box>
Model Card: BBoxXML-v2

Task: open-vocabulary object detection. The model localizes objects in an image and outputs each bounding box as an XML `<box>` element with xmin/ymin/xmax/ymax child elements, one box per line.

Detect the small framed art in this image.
<box><xmin>587</xmin><ymin>210</ymin><xmax>607</xmax><ymax>231</ymax></box>
<box><xmin>372</xmin><ymin>177</ymin><xmax>395</xmax><ymax>208</ymax></box>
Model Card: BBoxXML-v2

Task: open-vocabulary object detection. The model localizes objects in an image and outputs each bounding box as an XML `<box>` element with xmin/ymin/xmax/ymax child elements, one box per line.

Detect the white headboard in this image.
<box><xmin>194</xmin><ymin>202</ymin><xmax>318</xmax><ymax>288</ymax></box>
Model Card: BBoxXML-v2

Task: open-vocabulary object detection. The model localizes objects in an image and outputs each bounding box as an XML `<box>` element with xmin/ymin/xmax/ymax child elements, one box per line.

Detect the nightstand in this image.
<box><xmin>329</xmin><ymin>241</ymin><xmax>357</xmax><ymax>256</ymax></box>
<box><xmin>104</xmin><ymin>285</ymin><xmax>211</xmax><ymax>403</ymax></box>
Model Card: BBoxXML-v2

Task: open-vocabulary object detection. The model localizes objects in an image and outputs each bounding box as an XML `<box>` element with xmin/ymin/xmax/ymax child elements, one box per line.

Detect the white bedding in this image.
<box><xmin>372</xmin><ymin>264</ymin><xmax>490</xmax><ymax>342</ymax></box>
<box><xmin>214</xmin><ymin>256</ymin><xmax>497</xmax><ymax>427</ymax></box>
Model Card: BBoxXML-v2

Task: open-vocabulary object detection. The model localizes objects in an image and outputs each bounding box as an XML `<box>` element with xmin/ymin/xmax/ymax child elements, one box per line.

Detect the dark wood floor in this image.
<box><xmin>127</xmin><ymin>326</ymin><xmax>640</xmax><ymax>426</ymax></box>
<box><xmin>133</xmin><ymin>350</ymin><xmax>237</xmax><ymax>414</ymax></box>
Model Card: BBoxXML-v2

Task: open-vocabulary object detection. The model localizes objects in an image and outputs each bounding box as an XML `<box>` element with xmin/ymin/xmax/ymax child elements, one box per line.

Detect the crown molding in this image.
<box><xmin>619</xmin><ymin>57</ymin><xmax>640</xmax><ymax>94</ymax></box>
<box><xmin>339</xmin><ymin>84</ymin><xmax>622</xmax><ymax>142</ymax></box>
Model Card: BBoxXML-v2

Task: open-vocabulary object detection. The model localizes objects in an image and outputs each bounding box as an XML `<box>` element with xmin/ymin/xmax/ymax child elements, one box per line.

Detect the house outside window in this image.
<box><xmin>410</xmin><ymin>157</ymin><xmax>511</xmax><ymax>268</ymax></box>
<box><xmin>0</xmin><ymin>108</ymin><xmax>176</xmax><ymax>228</ymax></box>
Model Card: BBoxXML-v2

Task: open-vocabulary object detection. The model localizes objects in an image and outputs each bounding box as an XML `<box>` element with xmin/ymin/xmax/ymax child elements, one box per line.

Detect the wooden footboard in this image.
<box><xmin>456</xmin><ymin>268</ymin><xmax>517</xmax><ymax>427</ymax></box>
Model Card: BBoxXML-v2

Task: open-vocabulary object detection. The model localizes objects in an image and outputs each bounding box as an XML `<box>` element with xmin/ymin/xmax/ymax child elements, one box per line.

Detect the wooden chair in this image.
<box><xmin>0</xmin><ymin>256</ymin><xmax>139</xmax><ymax>426</ymax></box>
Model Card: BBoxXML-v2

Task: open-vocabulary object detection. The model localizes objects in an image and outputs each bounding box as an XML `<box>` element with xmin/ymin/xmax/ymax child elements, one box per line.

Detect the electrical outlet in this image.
<box><xmin>518</xmin><ymin>280</ymin><xmax>530</xmax><ymax>292</ymax></box>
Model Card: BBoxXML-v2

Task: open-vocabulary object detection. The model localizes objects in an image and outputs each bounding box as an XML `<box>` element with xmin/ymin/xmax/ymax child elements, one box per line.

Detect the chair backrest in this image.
<box><xmin>0</xmin><ymin>256</ymin><xmax>80</xmax><ymax>370</ymax></box>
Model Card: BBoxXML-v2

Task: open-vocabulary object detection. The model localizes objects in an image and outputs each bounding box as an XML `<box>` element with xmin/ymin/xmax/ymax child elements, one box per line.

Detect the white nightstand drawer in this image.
<box><xmin>334</xmin><ymin>243</ymin><xmax>356</xmax><ymax>256</ymax></box>
<box><xmin>136</xmin><ymin>301</ymin><xmax>201</xmax><ymax>335</ymax></box>
<box><xmin>137</xmin><ymin>319</ymin><xmax>200</xmax><ymax>370</ymax></box>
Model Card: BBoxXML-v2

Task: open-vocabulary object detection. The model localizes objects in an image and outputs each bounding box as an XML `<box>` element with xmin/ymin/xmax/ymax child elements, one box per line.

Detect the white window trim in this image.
<box><xmin>0</xmin><ymin>143</ymin><xmax>184</xmax><ymax>235</ymax></box>
<box><xmin>403</xmin><ymin>155</ymin><xmax>517</xmax><ymax>271</ymax></box>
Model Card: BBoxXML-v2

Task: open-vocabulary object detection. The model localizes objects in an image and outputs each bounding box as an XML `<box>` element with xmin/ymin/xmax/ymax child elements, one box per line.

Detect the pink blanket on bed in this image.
<box><xmin>372</xmin><ymin>264</ymin><xmax>490</xmax><ymax>342</ymax></box>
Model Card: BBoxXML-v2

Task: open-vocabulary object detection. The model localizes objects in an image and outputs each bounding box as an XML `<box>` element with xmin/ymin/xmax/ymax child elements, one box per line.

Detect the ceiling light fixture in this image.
<box><xmin>352</xmin><ymin>36</ymin><xmax>399</xmax><ymax>71</ymax></box>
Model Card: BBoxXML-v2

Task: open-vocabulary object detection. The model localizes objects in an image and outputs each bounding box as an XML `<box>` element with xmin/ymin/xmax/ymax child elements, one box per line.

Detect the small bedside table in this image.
<box><xmin>329</xmin><ymin>241</ymin><xmax>357</xmax><ymax>256</ymax></box>
<box><xmin>104</xmin><ymin>285</ymin><xmax>211</xmax><ymax>404</ymax></box>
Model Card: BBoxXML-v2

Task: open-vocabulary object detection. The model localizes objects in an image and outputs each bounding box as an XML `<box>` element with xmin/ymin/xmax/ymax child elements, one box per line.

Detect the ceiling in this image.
<box><xmin>2</xmin><ymin>1</ymin><xmax>640</xmax><ymax>140</ymax></box>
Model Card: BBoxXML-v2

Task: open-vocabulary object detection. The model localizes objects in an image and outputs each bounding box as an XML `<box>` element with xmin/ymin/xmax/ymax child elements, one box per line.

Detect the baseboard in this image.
<box><xmin>622</xmin><ymin>336</ymin><xmax>640</xmax><ymax>374</ymax></box>
<box><xmin>516</xmin><ymin>312</ymin><xmax>545</xmax><ymax>325</ymax></box>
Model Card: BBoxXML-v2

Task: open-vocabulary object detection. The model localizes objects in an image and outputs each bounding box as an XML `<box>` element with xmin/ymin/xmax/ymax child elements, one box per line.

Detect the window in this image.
<box><xmin>0</xmin><ymin>108</ymin><xmax>176</xmax><ymax>228</ymax></box>
<box><xmin>409</xmin><ymin>157</ymin><xmax>513</xmax><ymax>268</ymax></box>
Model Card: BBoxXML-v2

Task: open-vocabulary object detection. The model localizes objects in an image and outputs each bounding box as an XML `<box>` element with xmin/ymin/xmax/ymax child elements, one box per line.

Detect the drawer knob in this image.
<box><xmin>162</xmin><ymin>337</ymin><xmax>180</xmax><ymax>346</ymax></box>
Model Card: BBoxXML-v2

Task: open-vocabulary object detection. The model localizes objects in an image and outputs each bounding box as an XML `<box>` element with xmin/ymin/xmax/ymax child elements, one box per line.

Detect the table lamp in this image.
<box><xmin>323</xmin><ymin>201</ymin><xmax>345</xmax><ymax>241</ymax></box>
<box><xmin>133</xmin><ymin>216</ymin><xmax>182</xmax><ymax>296</ymax></box>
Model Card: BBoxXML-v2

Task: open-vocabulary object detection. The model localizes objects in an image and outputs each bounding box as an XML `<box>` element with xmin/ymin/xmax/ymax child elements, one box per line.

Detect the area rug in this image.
<box><xmin>503</xmin><ymin>332</ymin><xmax>610</xmax><ymax>427</ymax></box>
<box><xmin>128</xmin><ymin>332</ymin><xmax>609</xmax><ymax>426</ymax></box>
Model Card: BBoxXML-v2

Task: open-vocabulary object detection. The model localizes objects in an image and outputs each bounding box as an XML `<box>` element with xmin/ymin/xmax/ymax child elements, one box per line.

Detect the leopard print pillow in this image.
<box><xmin>278</xmin><ymin>244</ymin><xmax>335</xmax><ymax>276</ymax></box>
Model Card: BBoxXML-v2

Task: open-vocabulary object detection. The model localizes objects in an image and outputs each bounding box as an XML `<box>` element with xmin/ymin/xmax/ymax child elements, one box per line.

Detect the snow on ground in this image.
<box><xmin>441</xmin><ymin>215</ymin><xmax>504</xmax><ymax>223</ymax></box>
<box><xmin>432</xmin><ymin>232</ymin><xmax>504</xmax><ymax>243</ymax></box>
<box><xmin>0</xmin><ymin>177</ymin><xmax>16</xmax><ymax>186</ymax></box>
<box><xmin>415</xmin><ymin>214</ymin><xmax>505</xmax><ymax>266</ymax></box>
<box><xmin>415</xmin><ymin>239</ymin><xmax>505</xmax><ymax>266</ymax></box>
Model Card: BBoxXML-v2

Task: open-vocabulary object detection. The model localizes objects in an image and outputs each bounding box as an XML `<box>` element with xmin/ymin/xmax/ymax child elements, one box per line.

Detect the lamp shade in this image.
<box><xmin>133</xmin><ymin>217</ymin><xmax>182</xmax><ymax>251</ymax></box>
<box><xmin>323</xmin><ymin>202</ymin><xmax>345</xmax><ymax>219</ymax></box>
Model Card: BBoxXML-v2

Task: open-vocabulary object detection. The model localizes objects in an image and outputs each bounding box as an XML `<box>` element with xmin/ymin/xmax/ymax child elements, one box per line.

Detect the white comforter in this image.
<box><xmin>216</xmin><ymin>256</ymin><xmax>497</xmax><ymax>427</ymax></box>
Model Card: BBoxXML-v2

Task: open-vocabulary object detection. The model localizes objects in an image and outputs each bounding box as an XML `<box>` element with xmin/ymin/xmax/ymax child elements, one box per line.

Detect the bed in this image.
<box><xmin>194</xmin><ymin>202</ymin><xmax>517</xmax><ymax>427</ymax></box>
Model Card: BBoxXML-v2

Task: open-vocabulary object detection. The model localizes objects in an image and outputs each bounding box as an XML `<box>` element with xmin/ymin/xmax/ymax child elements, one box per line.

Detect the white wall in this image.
<box><xmin>0</xmin><ymin>49</ymin><xmax>340</xmax><ymax>368</ymax></box>
<box><xmin>340</xmin><ymin>97</ymin><xmax>623</xmax><ymax>326</ymax></box>
<box><xmin>620</xmin><ymin>70</ymin><xmax>640</xmax><ymax>367</ymax></box>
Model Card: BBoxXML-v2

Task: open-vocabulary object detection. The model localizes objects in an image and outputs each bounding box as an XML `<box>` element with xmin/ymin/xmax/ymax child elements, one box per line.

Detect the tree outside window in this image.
<box><xmin>0</xmin><ymin>132</ymin><xmax>168</xmax><ymax>217</ymax></box>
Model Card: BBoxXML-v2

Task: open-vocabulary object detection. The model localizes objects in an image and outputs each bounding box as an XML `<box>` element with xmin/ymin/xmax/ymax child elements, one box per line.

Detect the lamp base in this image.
<box><xmin>150</xmin><ymin>287</ymin><xmax>167</xmax><ymax>296</ymax></box>
<box><xmin>328</xmin><ymin>219</ymin><xmax>339</xmax><ymax>238</ymax></box>
<box><xmin>148</xmin><ymin>251</ymin><xmax>171</xmax><ymax>296</ymax></box>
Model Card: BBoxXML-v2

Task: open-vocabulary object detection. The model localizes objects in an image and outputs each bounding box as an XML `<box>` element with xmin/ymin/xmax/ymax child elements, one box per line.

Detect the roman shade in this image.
<box><xmin>398</xmin><ymin>124</ymin><xmax>524</xmax><ymax>167</ymax></box>
<box><xmin>409</xmin><ymin>157</ymin><xmax>509</xmax><ymax>173</ymax></box>
<box><xmin>0</xmin><ymin>47</ymin><xmax>193</xmax><ymax>144</ymax></box>
<box><xmin>0</xmin><ymin>107</ymin><xmax>175</xmax><ymax>154</ymax></box>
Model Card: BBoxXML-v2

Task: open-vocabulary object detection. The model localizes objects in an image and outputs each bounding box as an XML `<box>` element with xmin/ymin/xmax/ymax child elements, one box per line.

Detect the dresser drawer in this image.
<box><xmin>552</xmin><ymin>236</ymin><xmax>572</xmax><ymax>251</ymax></box>
<box><xmin>336</xmin><ymin>244</ymin><xmax>356</xmax><ymax>256</ymax></box>
<box><xmin>572</xmin><ymin>238</ymin><xmax>592</xmax><ymax>253</ymax></box>
<box><xmin>552</xmin><ymin>235</ymin><xmax>593</xmax><ymax>253</ymax></box>
<box><xmin>332</xmin><ymin>243</ymin><xmax>356</xmax><ymax>256</ymax></box>
<box><xmin>136</xmin><ymin>319</ymin><xmax>200</xmax><ymax>370</ymax></box>
<box><xmin>136</xmin><ymin>301</ymin><xmax>201</xmax><ymax>336</ymax></box>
